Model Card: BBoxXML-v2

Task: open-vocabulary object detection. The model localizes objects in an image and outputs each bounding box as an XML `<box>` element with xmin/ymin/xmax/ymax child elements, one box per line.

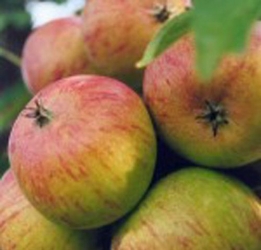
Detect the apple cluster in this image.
<box><xmin>1</xmin><ymin>1</ymin><xmax>261</xmax><ymax>250</ymax></box>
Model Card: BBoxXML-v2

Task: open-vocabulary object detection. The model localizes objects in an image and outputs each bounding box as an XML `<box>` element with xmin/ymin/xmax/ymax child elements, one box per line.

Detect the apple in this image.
<box><xmin>8</xmin><ymin>75</ymin><xmax>157</xmax><ymax>229</ymax></box>
<box><xmin>111</xmin><ymin>167</ymin><xmax>261</xmax><ymax>250</ymax></box>
<box><xmin>143</xmin><ymin>21</ymin><xmax>261</xmax><ymax>167</ymax></box>
<box><xmin>21</xmin><ymin>16</ymin><xmax>97</xmax><ymax>94</ymax></box>
<box><xmin>0</xmin><ymin>169</ymin><xmax>101</xmax><ymax>250</ymax></box>
<box><xmin>81</xmin><ymin>0</ymin><xmax>188</xmax><ymax>92</ymax></box>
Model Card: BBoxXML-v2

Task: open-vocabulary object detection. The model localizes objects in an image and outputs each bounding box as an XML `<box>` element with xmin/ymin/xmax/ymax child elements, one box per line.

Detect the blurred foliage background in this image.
<box><xmin>0</xmin><ymin>0</ymin><xmax>75</xmax><ymax>176</ymax></box>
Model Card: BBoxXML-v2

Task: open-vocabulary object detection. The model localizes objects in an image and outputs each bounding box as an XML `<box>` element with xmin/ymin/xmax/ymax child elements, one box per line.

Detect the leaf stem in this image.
<box><xmin>0</xmin><ymin>47</ymin><xmax>21</xmax><ymax>67</ymax></box>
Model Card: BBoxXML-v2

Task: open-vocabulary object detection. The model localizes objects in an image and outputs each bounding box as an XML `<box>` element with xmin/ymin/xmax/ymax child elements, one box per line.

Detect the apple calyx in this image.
<box><xmin>196</xmin><ymin>100</ymin><xmax>229</xmax><ymax>137</ymax></box>
<box><xmin>150</xmin><ymin>3</ymin><xmax>173</xmax><ymax>23</ymax></box>
<box><xmin>23</xmin><ymin>99</ymin><xmax>53</xmax><ymax>128</ymax></box>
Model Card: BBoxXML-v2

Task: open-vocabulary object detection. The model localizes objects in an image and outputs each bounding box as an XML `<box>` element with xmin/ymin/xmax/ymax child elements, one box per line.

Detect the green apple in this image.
<box><xmin>112</xmin><ymin>167</ymin><xmax>261</xmax><ymax>250</ymax></box>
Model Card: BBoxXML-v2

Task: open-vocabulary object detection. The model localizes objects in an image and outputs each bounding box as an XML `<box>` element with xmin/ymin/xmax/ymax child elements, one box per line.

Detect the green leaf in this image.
<box><xmin>9</xmin><ymin>10</ymin><xmax>31</xmax><ymax>30</ymax></box>
<box><xmin>137</xmin><ymin>10</ymin><xmax>193</xmax><ymax>68</ymax></box>
<box><xmin>0</xmin><ymin>82</ymin><xmax>31</xmax><ymax>133</ymax></box>
<box><xmin>193</xmin><ymin>0</ymin><xmax>261</xmax><ymax>80</ymax></box>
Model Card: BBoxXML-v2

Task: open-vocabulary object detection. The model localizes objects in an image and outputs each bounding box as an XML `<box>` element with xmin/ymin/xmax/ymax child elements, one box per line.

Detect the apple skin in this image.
<box><xmin>0</xmin><ymin>169</ymin><xmax>101</xmax><ymax>250</ymax></box>
<box><xmin>8</xmin><ymin>75</ymin><xmax>157</xmax><ymax>229</ymax></box>
<box><xmin>21</xmin><ymin>16</ymin><xmax>97</xmax><ymax>94</ymax></box>
<box><xmin>81</xmin><ymin>0</ymin><xmax>188</xmax><ymax>91</ymax></box>
<box><xmin>143</xmin><ymin>22</ymin><xmax>261</xmax><ymax>167</ymax></box>
<box><xmin>111</xmin><ymin>167</ymin><xmax>261</xmax><ymax>250</ymax></box>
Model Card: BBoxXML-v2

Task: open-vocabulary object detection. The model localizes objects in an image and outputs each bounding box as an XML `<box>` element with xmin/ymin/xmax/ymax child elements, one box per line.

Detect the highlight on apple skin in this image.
<box><xmin>111</xmin><ymin>167</ymin><xmax>261</xmax><ymax>250</ymax></box>
<box><xmin>0</xmin><ymin>169</ymin><xmax>101</xmax><ymax>250</ymax></box>
<box><xmin>143</xmin><ymin>21</ymin><xmax>261</xmax><ymax>168</ymax></box>
<box><xmin>8</xmin><ymin>75</ymin><xmax>157</xmax><ymax>229</ymax></box>
<box><xmin>21</xmin><ymin>16</ymin><xmax>97</xmax><ymax>94</ymax></box>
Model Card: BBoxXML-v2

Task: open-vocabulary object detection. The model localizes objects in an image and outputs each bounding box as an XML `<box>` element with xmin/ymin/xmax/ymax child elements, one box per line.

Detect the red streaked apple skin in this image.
<box><xmin>8</xmin><ymin>75</ymin><xmax>157</xmax><ymax>229</ymax></box>
<box><xmin>0</xmin><ymin>169</ymin><xmax>100</xmax><ymax>250</ymax></box>
<box><xmin>143</xmin><ymin>22</ymin><xmax>261</xmax><ymax>167</ymax></box>
<box><xmin>81</xmin><ymin>0</ymin><xmax>187</xmax><ymax>91</ymax></box>
<box><xmin>21</xmin><ymin>17</ymin><xmax>97</xmax><ymax>94</ymax></box>
<box><xmin>111</xmin><ymin>167</ymin><xmax>261</xmax><ymax>250</ymax></box>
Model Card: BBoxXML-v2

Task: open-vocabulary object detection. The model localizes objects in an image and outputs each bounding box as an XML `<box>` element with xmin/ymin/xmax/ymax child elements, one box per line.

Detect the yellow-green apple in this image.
<box><xmin>143</xmin><ymin>22</ymin><xmax>261</xmax><ymax>167</ymax></box>
<box><xmin>0</xmin><ymin>169</ymin><xmax>101</xmax><ymax>250</ymax></box>
<box><xmin>111</xmin><ymin>167</ymin><xmax>261</xmax><ymax>250</ymax></box>
<box><xmin>21</xmin><ymin>16</ymin><xmax>97</xmax><ymax>94</ymax></box>
<box><xmin>81</xmin><ymin>0</ymin><xmax>188</xmax><ymax>92</ymax></box>
<box><xmin>8</xmin><ymin>75</ymin><xmax>157</xmax><ymax>229</ymax></box>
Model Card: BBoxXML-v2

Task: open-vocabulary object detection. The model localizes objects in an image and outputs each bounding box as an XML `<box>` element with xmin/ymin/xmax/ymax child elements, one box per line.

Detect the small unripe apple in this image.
<box><xmin>144</xmin><ymin>21</ymin><xmax>261</xmax><ymax>167</ymax></box>
<box><xmin>81</xmin><ymin>0</ymin><xmax>188</xmax><ymax>91</ymax></box>
<box><xmin>0</xmin><ymin>169</ymin><xmax>101</xmax><ymax>250</ymax></box>
<box><xmin>21</xmin><ymin>16</ymin><xmax>97</xmax><ymax>94</ymax></box>
<box><xmin>112</xmin><ymin>167</ymin><xmax>261</xmax><ymax>250</ymax></box>
<box><xmin>8</xmin><ymin>75</ymin><xmax>157</xmax><ymax>229</ymax></box>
